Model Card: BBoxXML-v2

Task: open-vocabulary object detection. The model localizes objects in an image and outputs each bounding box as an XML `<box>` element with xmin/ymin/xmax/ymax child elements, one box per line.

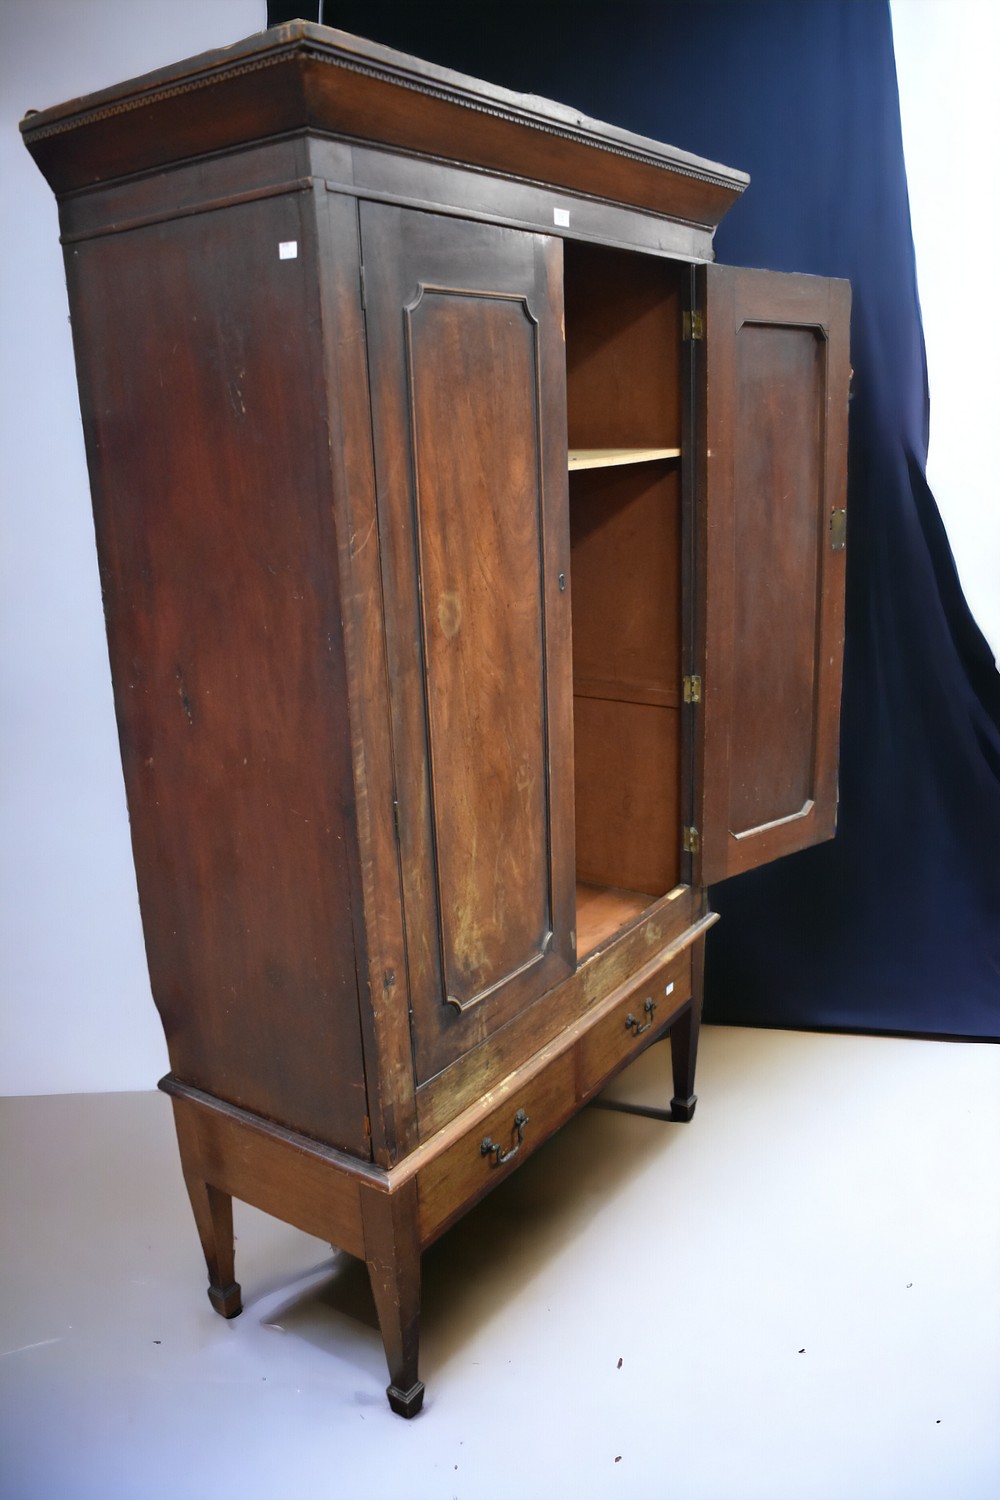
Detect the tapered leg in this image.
<box><xmin>361</xmin><ymin>1179</ymin><xmax>424</xmax><ymax>1417</ymax></box>
<box><xmin>669</xmin><ymin>941</ymin><xmax>704</xmax><ymax>1121</ymax></box>
<box><xmin>181</xmin><ymin>1172</ymin><xmax>243</xmax><ymax>1318</ymax></box>
<box><xmin>170</xmin><ymin>1100</ymin><xmax>242</xmax><ymax>1318</ymax></box>
<box><xmin>669</xmin><ymin>1006</ymin><xmax>699</xmax><ymax>1121</ymax></box>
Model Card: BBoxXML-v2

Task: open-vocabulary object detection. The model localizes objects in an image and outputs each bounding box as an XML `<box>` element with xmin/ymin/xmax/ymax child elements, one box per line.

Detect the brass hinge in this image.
<box><xmin>392</xmin><ymin>798</ymin><xmax>400</xmax><ymax>843</ymax></box>
<box><xmin>682</xmin><ymin>825</ymin><xmax>701</xmax><ymax>855</ymax></box>
<box><xmin>683</xmin><ymin>673</ymin><xmax>702</xmax><ymax>704</ymax></box>
<box><xmin>682</xmin><ymin>309</ymin><xmax>704</xmax><ymax>341</ymax></box>
<box><xmin>830</xmin><ymin>507</ymin><xmax>847</xmax><ymax>550</ymax></box>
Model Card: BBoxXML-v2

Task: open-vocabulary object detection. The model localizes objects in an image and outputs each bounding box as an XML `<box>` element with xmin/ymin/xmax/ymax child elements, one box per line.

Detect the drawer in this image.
<box><xmin>578</xmin><ymin>947</ymin><xmax>693</xmax><ymax>1100</ymax></box>
<box><xmin>416</xmin><ymin>1052</ymin><xmax>576</xmax><ymax>1244</ymax></box>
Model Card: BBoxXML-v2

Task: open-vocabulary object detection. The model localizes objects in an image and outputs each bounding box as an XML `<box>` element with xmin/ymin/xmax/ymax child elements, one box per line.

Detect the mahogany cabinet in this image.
<box><xmin>22</xmin><ymin>22</ymin><xmax>850</xmax><ymax>1416</ymax></box>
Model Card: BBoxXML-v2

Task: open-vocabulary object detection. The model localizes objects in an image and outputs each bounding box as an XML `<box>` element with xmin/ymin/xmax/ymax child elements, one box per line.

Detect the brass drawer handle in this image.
<box><xmin>481</xmin><ymin>1108</ymin><xmax>529</xmax><ymax>1167</ymax></box>
<box><xmin>625</xmin><ymin>997</ymin><xmax>656</xmax><ymax>1036</ymax></box>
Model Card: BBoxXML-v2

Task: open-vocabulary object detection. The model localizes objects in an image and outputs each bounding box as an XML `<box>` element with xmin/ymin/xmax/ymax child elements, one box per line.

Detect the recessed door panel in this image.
<box><xmin>728</xmin><ymin>320</ymin><xmax>823</xmax><ymax>830</ymax></box>
<box><xmin>410</xmin><ymin>286</ymin><xmax>552</xmax><ymax>1008</ymax></box>
<box><xmin>361</xmin><ymin>203</ymin><xmax>575</xmax><ymax>1083</ymax></box>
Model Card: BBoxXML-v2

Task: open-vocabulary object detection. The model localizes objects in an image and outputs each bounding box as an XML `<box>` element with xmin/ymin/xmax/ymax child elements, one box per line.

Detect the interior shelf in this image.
<box><xmin>568</xmin><ymin>447</ymin><xmax>681</xmax><ymax>471</ymax></box>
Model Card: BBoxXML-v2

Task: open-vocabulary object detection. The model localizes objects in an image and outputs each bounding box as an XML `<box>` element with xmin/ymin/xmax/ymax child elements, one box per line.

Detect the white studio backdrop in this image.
<box><xmin>1</xmin><ymin>0</ymin><xmax>995</xmax><ymax>1095</ymax></box>
<box><xmin>1</xmin><ymin>0</ymin><xmax>267</xmax><ymax>1095</ymax></box>
<box><xmin>890</xmin><ymin>0</ymin><xmax>1000</xmax><ymax>659</ymax></box>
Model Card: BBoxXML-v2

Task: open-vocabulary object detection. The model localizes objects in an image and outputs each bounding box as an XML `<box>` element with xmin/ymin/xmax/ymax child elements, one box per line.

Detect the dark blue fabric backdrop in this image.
<box><xmin>270</xmin><ymin>0</ymin><xmax>1000</xmax><ymax>1036</ymax></box>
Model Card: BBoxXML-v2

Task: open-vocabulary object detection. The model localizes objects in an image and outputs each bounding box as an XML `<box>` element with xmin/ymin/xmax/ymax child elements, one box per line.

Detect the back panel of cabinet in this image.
<box><xmin>565</xmin><ymin>243</ymin><xmax>686</xmax><ymax>943</ymax></box>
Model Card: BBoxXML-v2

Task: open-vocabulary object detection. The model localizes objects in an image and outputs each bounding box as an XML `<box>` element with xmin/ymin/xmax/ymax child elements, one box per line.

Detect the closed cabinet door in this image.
<box><xmin>694</xmin><ymin>265</ymin><xmax>851</xmax><ymax>885</ymax></box>
<box><xmin>360</xmin><ymin>203</ymin><xmax>575</xmax><ymax>1083</ymax></box>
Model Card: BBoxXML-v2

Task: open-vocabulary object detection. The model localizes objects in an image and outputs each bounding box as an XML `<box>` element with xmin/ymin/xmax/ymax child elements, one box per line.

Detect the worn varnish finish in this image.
<box><xmin>413</xmin><ymin>893</ymin><xmax>713</xmax><ymax>1138</ymax></box>
<box><xmin>315</xmin><ymin>189</ymin><xmax>419</xmax><ymax>1164</ymax></box>
<box><xmin>23</xmin><ymin>23</ymin><xmax>849</xmax><ymax>1417</ymax></box>
<box><xmin>570</xmin><ymin>462</ymin><xmax>682</xmax><ymax>709</ymax></box>
<box><xmin>65</xmin><ymin>187</ymin><xmax>371</xmax><ymax>1156</ymax></box>
<box><xmin>23</xmin><ymin>22</ymin><xmax>747</xmax><ymax>231</ymax></box>
<box><xmin>360</xmin><ymin>204</ymin><xmax>575</xmax><ymax>1083</ymax></box>
<box><xmin>564</xmin><ymin>241</ymin><xmax>684</xmax><ymax>451</ymax></box>
<box><xmin>566</xmin><ymin>244</ymin><xmax>684</xmax><ymax>901</ymax></box>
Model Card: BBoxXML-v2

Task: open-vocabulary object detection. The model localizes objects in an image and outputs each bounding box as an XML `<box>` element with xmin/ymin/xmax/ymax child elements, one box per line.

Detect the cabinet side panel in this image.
<box><xmin>65</xmin><ymin>190</ymin><xmax>370</xmax><ymax>1154</ymax></box>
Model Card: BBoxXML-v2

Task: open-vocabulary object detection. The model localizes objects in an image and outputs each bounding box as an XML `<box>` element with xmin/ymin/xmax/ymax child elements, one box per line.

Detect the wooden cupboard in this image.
<box><xmin>22</xmin><ymin>22</ymin><xmax>850</xmax><ymax>1416</ymax></box>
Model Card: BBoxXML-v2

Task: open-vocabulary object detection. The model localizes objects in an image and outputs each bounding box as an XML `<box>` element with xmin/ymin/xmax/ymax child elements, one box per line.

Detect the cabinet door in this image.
<box><xmin>360</xmin><ymin>203</ymin><xmax>575</xmax><ymax>1084</ymax></box>
<box><xmin>696</xmin><ymin>265</ymin><xmax>850</xmax><ymax>885</ymax></box>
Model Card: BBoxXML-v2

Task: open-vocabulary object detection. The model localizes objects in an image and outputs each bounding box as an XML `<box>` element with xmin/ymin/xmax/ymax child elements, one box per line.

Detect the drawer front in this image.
<box><xmin>578</xmin><ymin>947</ymin><xmax>693</xmax><ymax>1100</ymax></box>
<box><xmin>416</xmin><ymin>1053</ymin><xmax>576</xmax><ymax>1243</ymax></box>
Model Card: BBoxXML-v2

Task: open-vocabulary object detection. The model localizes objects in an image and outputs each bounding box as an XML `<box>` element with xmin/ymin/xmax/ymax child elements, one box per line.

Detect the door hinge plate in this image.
<box><xmin>830</xmin><ymin>507</ymin><xmax>847</xmax><ymax>550</ymax></box>
<box><xmin>682</xmin><ymin>825</ymin><xmax>700</xmax><ymax>854</ymax></box>
<box><xmin>683</xmin><ymin>674</ymin><xmax>702</xmax><ymax>704</ymax></box>
<box><xmin>682</xmin><ymin>309</ymin><xmax>704</xmax><ymax>341</ymax></box>
<box><xmin>392</xmin><ymin>798</ymin><xmax>400</xmax><ymax>843</ymax></box>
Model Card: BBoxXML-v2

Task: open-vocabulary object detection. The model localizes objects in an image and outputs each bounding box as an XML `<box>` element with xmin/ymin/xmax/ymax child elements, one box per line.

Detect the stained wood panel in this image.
<box><xmin>316</xmin><ymin>189</ymin><xmax>418</xmax><ymax>1164</ymax></box>
<box><xmin>564</xmin><ymin>240</ymin><xmax>684</xmax><ymax>450</ymax></box>
<box><xmin>564</xmin><ymin>241</ymin><xmax>685</xmax><ymax>902</ymax></box>
<box><xmin>697</xmin><ymin>265</ymin><xmax>851</xmax><ymax>884</ymax></box>
<box><xmin>22</xmin><ymin>18</ymin><xmax>852</xmax><ymax>1420</ymax></box>
<box><xmin>730</xmin><ymin>323</ymin><xmax>821</xmax><ymax>826</ymax></box>
<box><xmin>64</xmin><ymin>190</ymin><xmax>371</xmax><ymax>1154</ymax></box>
<box><xmin>409</xmin><ymin>288</ymin><xmax>552</xmax><ymax>1008</ymax></box>
<box><xmin>574</xmin><ymin>697</ymin><xmax>680</xmax><ymax>895</ymax></box>
<box><xmin>570</xmin><ymin>463</ymin><xmax>682</xmax><ymax>707</ymax></box>
<box><xmin>575</xmin><ymin>883</ymin><xmax>656</xmax><ymax>956</ymax></box>
<box><xmin>22</xmin><ymin>23</ymin><xmax>747</xmax><ymax>242</ymax></box>
<box><xmin>360</xmin><ymin>204</ymin><xmax>575</xmax><ymax>1083</ymax></box>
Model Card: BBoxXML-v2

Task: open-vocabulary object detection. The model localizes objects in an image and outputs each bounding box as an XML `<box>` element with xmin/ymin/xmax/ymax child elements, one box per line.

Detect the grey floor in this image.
<box><xmin>2</xmin><ymin>1024</ymin><xmax>998</xmax><ymax>1500</ymax></box>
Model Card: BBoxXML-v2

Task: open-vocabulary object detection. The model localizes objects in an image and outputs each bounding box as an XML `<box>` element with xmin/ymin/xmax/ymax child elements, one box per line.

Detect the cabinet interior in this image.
<box><xmin>564</xmin><ymin>242</ymin><xmax>687</xmax><ymax>957</ymax></box>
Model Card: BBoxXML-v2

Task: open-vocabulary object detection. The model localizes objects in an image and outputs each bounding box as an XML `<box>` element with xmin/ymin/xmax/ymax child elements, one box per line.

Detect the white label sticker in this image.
<box><xmin>553</xmin><ymin>208</ymin><xmax>571</xmax><ymax>227</ymax></box>
<box><xmin>279</xmin><ymin>240</ymin><xmax>298</xmax><ymax>260</ymax></box>
<box><xmin>664</xmin><ymin>981</ymin><xmax>675</xmax><ymax>996</ymax></box>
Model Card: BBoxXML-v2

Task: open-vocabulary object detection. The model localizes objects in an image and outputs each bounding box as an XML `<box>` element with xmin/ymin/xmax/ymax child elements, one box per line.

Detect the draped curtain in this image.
<box><xmin>268</xmin><ymin>0</ymin><xmax>1000</xmax><ymax>1037</ymax></box>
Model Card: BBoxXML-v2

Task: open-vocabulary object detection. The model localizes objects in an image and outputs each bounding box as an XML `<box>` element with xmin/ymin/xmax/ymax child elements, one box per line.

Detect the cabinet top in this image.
<box><xmin>21</xmin><ymin>21</ymin><xmax>747</xmax><ymax>231</ymax></box>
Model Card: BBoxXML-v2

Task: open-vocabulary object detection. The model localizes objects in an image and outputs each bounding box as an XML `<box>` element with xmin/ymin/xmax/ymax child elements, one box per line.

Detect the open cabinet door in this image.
<box><xmin>695</xmin><ymin>265</ymin><xmax>851</xmax><ymax>887</ymax></box>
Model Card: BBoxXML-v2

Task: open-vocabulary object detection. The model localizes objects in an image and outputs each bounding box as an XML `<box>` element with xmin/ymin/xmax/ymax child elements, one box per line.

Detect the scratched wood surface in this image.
<box><xmin>696</xmin><ymin>266</ymin><xmax>851</xmax><ymax>884</ymax></box>
<box><xmin>359</xmin><ymin>202</ymin><xmax>575</xmax><ymax>1086</ymax></box>
<box><xmin>24</xmin><ymin>24</ymin><xmax>850</xmax><ymax>1416</ymax></box>
<box><xmin>65</xmin><ymin>189</ymin><xmax>370</xmax><ymax>1155</ymax></box>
